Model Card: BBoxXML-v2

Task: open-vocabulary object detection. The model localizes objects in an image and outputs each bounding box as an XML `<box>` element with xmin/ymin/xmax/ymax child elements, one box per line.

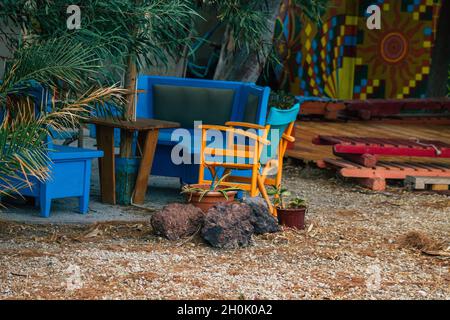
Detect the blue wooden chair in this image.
<box><xmin>8</xmin><ymin>144</ymin><xmax>104</xmax><ymax>217</ymax></box>
<box><xmin>0</xmin><ymin>86</ymin><xmax>103</xmax><ymax>218</ymax></box>
<box><xmin>197</xmin><ymin>104</ymin><xmax>300</xmax><ymax>214</ymax></box>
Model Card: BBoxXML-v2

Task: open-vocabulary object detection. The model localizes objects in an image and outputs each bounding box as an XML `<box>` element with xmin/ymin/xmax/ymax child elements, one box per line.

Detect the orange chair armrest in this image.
<box><xmin>225</xmin><ymin>121</ymin><xmax>266</xmax><ymax>130</ymax></box>
<box><xmin>282</xmin><ymin>134</ymin><xmax>295</xmax><ymax>143</ymax></box>
<box><xmin>197</xmin><ymin>125</ymin><xmax>270</xmax><ymax>145</ymax></box>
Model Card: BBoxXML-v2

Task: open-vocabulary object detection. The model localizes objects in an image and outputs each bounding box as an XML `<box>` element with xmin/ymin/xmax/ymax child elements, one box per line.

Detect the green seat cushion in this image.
<box><xmin>153</xmin><ymin>85</ymin><xmax>235</xmax><ymax>128</ymax></box>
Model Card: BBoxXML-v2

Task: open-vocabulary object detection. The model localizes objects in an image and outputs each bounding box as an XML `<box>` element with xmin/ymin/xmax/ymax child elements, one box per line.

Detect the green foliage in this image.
<box><xmin>1</xmin><ymin>0</ymin><xmax>329</xmax><ymax>83</ymax></box>
<box><xmin>269</xmin><ymin>90</ymin><xmax>297</xmax><ymax>110</ymax></box>
<box><xmin>181</xmin><ymin>168</ymin><xmax>241</xmax><ymax>202</ymax></box>
<box><xmin>214</xmin><ymin>1</ymin><xmax>273</xmax><ymax>53</ymax></box>
<box><xmin>267</xmin><ymin>185</ymin><xmax>306</xmax><ymax>209</ymax></box>
<box><xmin>194</xmin><ymin>0</ymin><xmax>328</xmax><ymax>81</ymax></box>
<box><xmin>0</xmin><ymin>121</ymin><xmax>50</xmax><ymax>198</ymax></box>
<box><xmin>294</xmin><ymin>0</ymin><xmax>329</xmax><ymax>23</ymax></box>
<box><xmin>0</xmin><ymin>0</ymin><xmax>197</xmax><ymax>74</ymax></box>
<box><xmin>2</xmin><ymin>38</ymin><xmax>101</xmax><ymax>95</ymax></box>
<box><xmin>207</xmin><ymin>0</ymin><xmax>328</xmax><ymax>52</ymax></box>
<box><xmin>0</xmin><ymin>0</ymin><xmax>198</xmax><ymax>196</ymax></box>
<box><xmin>0</xmin><ymin>36</ymin><xmax>126</xmax><ymax>197</ymax></box>
<box><xmin>288</xmin><ymin>197</ymin><xmax>306</xmax><ymax>209</ymax></box>
<box><xmin>267</xmin><ymin>184</ymin><xmax>291</xmax><ymax>209</ymax></box>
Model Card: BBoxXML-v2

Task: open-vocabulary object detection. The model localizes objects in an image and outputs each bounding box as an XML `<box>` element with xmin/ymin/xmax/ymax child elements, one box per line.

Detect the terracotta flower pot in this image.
<box><xmin>184</xmin><ymin>184</ymin><xmax>237</xmax><ymax>212</ymax></box>
<box><xmin>277</xmin><ymin>207</ymin><xmax>307</xmax><ymax>230</ymax></box>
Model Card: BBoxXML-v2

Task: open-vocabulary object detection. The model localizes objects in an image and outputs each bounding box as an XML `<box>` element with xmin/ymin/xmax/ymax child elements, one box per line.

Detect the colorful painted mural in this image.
<box><xmin>274</xmin><ymin>0</ymin><xmax>442</xmax><ymax>99</ymax></box>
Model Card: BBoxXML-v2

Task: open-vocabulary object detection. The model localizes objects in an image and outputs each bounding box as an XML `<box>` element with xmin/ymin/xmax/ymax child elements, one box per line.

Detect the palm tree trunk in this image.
<box><xmin>213</xmin><ymin>0</ymin><xmax>282</xmax><ymax>82</ymax></box>
<box><xmin>120</xmin><ymin>54</ymin><xmax>137</xmax><ymax>158</ymax></box>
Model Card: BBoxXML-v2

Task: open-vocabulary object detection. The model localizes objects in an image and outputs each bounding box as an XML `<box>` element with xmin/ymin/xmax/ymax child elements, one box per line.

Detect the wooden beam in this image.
<box><xmin>359</xmin><ymin>178</ymin><xmax>386</xmax><ymax>191</ymax></box>
<box><xmin>133</xmin><ymin>130</ymin><xmax>159</xmax><ymax>204</ymax></box>
<box><xmin>96</xmin><ymin>125</ymin><xmax>116</xmax><ymax>204</ymax></box>
<box><xmin>405</xmin><ymin>176</ymin><xmax>450</xmax><ymax>190</ymax></box>
<box><xmin>337</xmin><ymin>153</ymin><xmax>378</xmax><ymax>167</ymax></box>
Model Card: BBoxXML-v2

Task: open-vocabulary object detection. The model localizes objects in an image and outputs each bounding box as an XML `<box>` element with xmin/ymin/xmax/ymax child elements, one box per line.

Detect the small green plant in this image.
<box><xmin>269</xmin><ymin>91</ymin><xmax>297</xmax><ymax>110</ymax></box>
<box><xmin>181</xmin><ymin>168</ymin><xmax>241</xmax><ymax>202</ymax></box>
<box><xmin>288</xmin><ymin>197</ymin><xmax>306</xmax><ymax>209</ymax></box>
<box><xmin>267</xmin><ymin>185</ymin><xmax>290</xmax><ymax>209</ymax></box>
<box><xmin>267</xmin><ymin>185</ymin><xmax>306</xmax><ymax>209</ymax></box>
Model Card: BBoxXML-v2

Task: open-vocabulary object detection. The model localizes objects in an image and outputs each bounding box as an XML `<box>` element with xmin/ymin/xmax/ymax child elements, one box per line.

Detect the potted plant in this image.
<box><xmin>181</xmin><ymin>170</ymin><xmax>241</xmax><ymax>212</ymax></box>
<box><xmin>269</xmin><ymin>91</ymin><xmax>298</xmax><ymax>150</ymax></box>
<box><xmin>267</xmin><ymin>185</ymin><xmax>307</xmax><ymax>230</ymax></box>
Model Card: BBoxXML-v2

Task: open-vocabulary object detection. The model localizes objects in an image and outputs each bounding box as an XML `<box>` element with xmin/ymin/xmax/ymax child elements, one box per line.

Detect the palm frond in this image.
<box><xmin>1</xmin><ymin>37</ymin><xmax>103</xmax><ymax>95</ymax></box>
<box><xmin>0</xmin><ymin>121</ymin><xmax>50</xmax><ymax>196</ymax></box>
<box><xmin>0</xmin><ymin>36</ymin><xmax>127</xmax><ymax>200</ymax></box>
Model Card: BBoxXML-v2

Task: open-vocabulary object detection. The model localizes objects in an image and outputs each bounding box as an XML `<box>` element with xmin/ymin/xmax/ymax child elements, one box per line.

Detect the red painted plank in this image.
<box><xmin>333</xmin><ymin>145</ymin><xmax>450</xmax><ymax>157</ymax></box>
<box><xmin>318</xmin><ymin>136</ymin><xmax>450</xmax><ymax>158</ymax></box>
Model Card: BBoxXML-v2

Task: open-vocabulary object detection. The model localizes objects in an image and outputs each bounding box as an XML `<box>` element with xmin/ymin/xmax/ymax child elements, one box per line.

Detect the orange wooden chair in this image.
<box><xmin>197</xmin><ymin>104</ymin><xmax>300</xmax><ymax>214</ymax></box>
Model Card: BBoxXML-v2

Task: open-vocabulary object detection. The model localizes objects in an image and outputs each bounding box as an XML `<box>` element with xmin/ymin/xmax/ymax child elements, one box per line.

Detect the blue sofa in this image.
<box><xmin>135</xmin><ymin>76</ymin><xmax>270</xmax><ymax>183</ymax></box>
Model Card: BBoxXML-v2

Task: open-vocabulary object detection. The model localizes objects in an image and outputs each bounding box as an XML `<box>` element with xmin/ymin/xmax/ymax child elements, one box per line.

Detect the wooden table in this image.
<box><xmin>86</xmin><ymin>118</ymin><xmax>180</xmax><ymax>205</ymax></box>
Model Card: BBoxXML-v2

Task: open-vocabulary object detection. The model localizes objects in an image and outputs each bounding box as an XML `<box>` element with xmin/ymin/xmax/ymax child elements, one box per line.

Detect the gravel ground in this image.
<box><xmin>0</xmin><ymin>163</ymin><xmax>449</xmax><ymax>300</ymax></box>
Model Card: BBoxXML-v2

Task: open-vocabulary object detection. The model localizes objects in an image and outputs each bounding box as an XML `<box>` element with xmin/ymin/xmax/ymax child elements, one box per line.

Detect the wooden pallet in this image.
<box><xmin>317</xmin><ymin>158</ymin><xmax>450</xmax><ymax>191</ymax></box>
<box><xmin>314</xmin><ymin>136</ymin><xmax>450</xmax><ymax>158</ymax></box>
<box><xmin>298</xmin><ymin>98</ymin><xmax>450</xmax><ymax>121</ymax></box>
<box><xmin>404</xmin><ymin>176</ymin><xmax>450</xmax><ymax>191</ymax></box>
<box><xmin>286</xmin><ymin>121</ymin><xmax>450</xmax><ymax>165</ymax></box>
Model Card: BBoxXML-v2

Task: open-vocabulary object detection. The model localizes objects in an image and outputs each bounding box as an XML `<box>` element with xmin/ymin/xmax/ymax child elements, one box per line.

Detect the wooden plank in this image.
<box><xmin>323</xmin><ymin>158</ymin><xmax>359</xmax><ymax>169</ymax></box>
<box><xmin>424</xmin><ymin>163</ymin><xmax>448</xmax><ymax>171</ymax></box>
<box><xmin>405</xmin><ymin>176</ymin><xmax>450</xmax><ymax>190</ymax></box>
<box><xmin>86</xmin><ymin>118</ymin><xmax>180</xmax><ymax>130</ymax></box>
<box><xmin>96</xmin><ymin>125</ymin><xmax>116</xmax><ymax>204</ymax></box>
<box><xmin>299</xmin><ymin>102</ymin><xmax>327</xmax><ymax>115</ymax></box>
<box><xmin>288</xmin><ymin>120</ymin><xmax>450</xmax><ymax>165</ymax></box>
<box><xmin>204</xmin><ymin>147</ymin><xmax>254</xmax><ymax>158</ymax></box>
<box><xmin>330</xmin><ymin>160</ymin><xmax>450</xmax><ymax>179</ymax></box>
<box><xmin>203</xmin><ymin>162</ymin><xmax>253</xmax><ymax>169</ymax></box>
<box><xmin>133</xmin><ymin>130</ymin><xmax>159</xmax><ymax>204</ymax></box>
<box><xmin>316</xmin><ymin>159</ymin><xmax>327</xmax><ymax>168</ymax></box>
<box><xmin>324</xmin><ymin>161</ymin><xmax>450</xmax><ymax>191</ymax></box>
<box><xmin>405</xmin><ymin>176</ymin><xmax>425</xmax><ymax>190</ymax></box>
<box><xmin>359</xmin><ymin>178</ymin><xmax>386</xmax><ymax>191</ymax></box>
<box><xmin>432</xmin><ymin>185</ymin><xmax>449</xmax><ymax>191</ymax></box>
<box><xmin>337</xmin><ymin>153</ymin><xmax>378</xmax><ymax>167</ymax></box>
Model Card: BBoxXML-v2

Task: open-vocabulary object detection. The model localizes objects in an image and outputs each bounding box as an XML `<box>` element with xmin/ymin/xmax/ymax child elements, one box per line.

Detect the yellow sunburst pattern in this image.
<box><xmin>274</xmin><ymin>0</ymin><xmax>442</xmax><ymax>99</ymax></box>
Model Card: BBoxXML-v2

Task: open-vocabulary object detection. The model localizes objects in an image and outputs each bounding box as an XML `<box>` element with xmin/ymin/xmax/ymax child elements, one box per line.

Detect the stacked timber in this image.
<box><xmin>314</xmin><ymin>136</ymin><xmax>450</xmax><ymax>191</ymax></box>
<box><xmin>297</xmin><ymin>97</ymin><xmax>450</xmax><ymax>121</ymax></box>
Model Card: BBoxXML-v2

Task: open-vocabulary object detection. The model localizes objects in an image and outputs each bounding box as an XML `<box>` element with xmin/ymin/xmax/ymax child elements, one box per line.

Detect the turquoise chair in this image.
<box><xmin>198</xmin><ymin>103</ymin><xmax>300</xmax><ymax>214</ymax></box>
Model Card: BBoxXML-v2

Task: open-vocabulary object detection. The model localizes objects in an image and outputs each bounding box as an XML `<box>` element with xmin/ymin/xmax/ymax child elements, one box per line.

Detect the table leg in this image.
<box><xmin>133</xmin><ymin>130</ymin><xmax>159</xmax><ymax>204</ymax></box>
<box><xmin>96</xmin><ymin>125</ymin><xmax>116</xmax><ymax>204</ymax></box>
